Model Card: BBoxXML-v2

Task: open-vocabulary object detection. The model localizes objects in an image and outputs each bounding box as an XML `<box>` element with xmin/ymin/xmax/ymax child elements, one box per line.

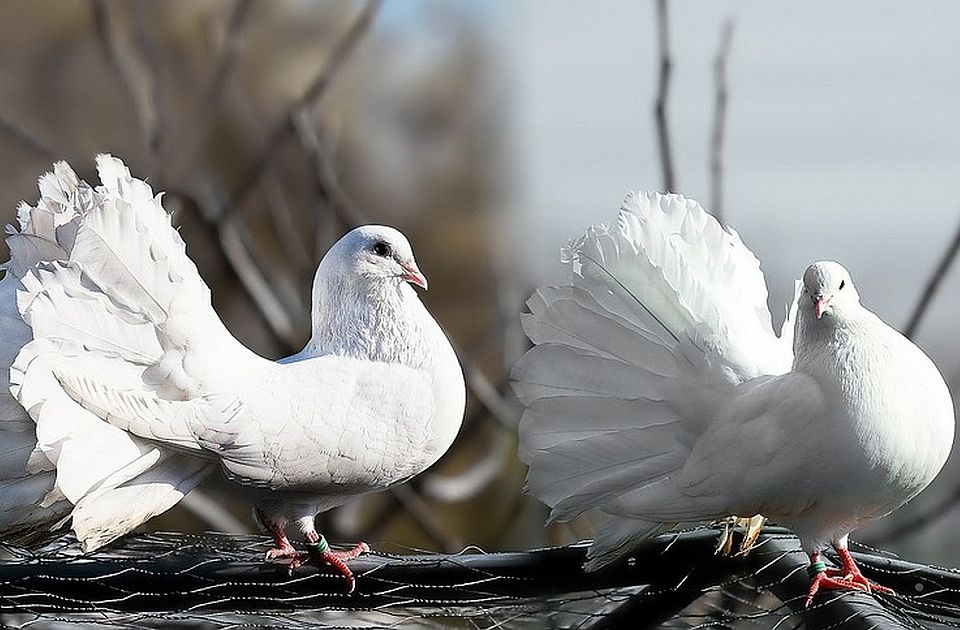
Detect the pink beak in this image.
<box><xmin>814</xmin><ymin>296</ymin><xmax>829</xmax><ymax>319</ymax></box>
<box><xmin>400</xmin><ymin>261</ymin><xmax>428</xmax><ymax>290</ymax></box>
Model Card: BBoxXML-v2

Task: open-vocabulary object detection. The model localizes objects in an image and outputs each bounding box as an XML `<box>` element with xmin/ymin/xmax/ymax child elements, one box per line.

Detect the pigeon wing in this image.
<box><xmin>39</xmin><ymin>353</ymin><xmax>436</xmax><ymax>494</ymax></box>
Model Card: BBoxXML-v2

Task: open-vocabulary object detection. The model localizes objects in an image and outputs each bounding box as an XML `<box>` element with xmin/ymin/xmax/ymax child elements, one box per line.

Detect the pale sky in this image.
<box><xmin>505</xmin><ymin>1</ymin><xmax>960</xmax><ymax>376</ymax></box>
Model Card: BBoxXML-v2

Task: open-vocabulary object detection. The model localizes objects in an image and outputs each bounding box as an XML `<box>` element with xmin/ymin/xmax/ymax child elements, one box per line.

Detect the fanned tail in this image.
<box><xmin>512</xmin><ymin>192</ymin><xmax>793</xmax><ymax>569</ymax></box>
<box><xmin>76</xmin><ymin>155</ymin><xmax>210</xmax><ymax>326</ymax></box>
<box><xmin>0</xmin><ymin>161</ymin><xmax>97</xmax><ymax>545</ymax></box>
<box><xmin>6</xmin><ymin>156</ymin><xmax>217</xmax><ymax>550</ymax></box>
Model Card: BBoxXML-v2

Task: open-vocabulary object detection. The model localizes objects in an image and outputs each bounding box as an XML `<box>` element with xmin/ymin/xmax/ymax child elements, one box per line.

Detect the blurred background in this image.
<box><xmin>0</xmin><ymin>0</ymin><xmax>959</xmax><ymax>575</ymax></box>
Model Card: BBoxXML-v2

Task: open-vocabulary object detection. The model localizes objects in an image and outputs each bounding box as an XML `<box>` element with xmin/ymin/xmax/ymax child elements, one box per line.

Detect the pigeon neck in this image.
<box><xmin>303</xmin><ymin>278</ymin><xmax>434</xmax><ymax>366</ymax></box>
<box><xmin>792</xmin><ymin>305</ymin><xmax>868</xmax><ymax>372</ymax></box>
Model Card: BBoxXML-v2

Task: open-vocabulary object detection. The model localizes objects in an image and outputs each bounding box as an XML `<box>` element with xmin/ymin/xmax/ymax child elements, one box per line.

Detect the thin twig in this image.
<box><xmin>390</xmin><ymin>485</ymin><xmax>464</xmax><ymax>553</ymax></box>
<box><xmin>165</xmin><ymin>190</ymin><xmax>298</xmax><ymax>352</ymax></box>
<box><xmin>177</xmin><ymin>489</ymin><xmax>251</xmax><ymax>534</ymax></box>
<box><xmin>90</xmin><ymin>0</ymin><xmax>157</xmax><ymax>151</ymax></box>
<box><xmin>0</xmin><ymin>115</ymin><xmax>58</xmax><ymax>161</ymax></box>
<box><xmin>903</xmin><ymin>215</ymin><xmax>960</xmax><ymax>339</ymax></box>
<box><xmin>220</xmin><ymin>0</ymin><xmax>384</xmax><ymax>220</ymax></box>
<box><xmin>131</xmin><ymin>0</ymin><xmax>167</xmax><ymax>160</ymax></box>
<box><xmin>291</xmin><ymin>110</ymin><xmax>368</xmax><ymax>229</ymax></box>
<box><xmin>710</xmin><ymin>20</ymin><xmax>733</xmax><ymax>223</ymax></box>
<box><xmin>165</xmin><ymin>0</ymin><xmax>252</xmax><ymax>177</ymax></box>
<box><xmin>419</xmin><ymin>432</ymin><xmax>511</xmax><ymax>503</ymax></box>
<box><xmin>463</xmin><ymin>359</ymin><xmax>521</xmax><ymax>430</ymax></box>
<box><xmin>207</xmin><ymin>200</ymin><xmax>303</xmax><ymax>349</ymax></box>
<box><xmin>654</xmin><ymin>0</ymin><xmax>675</xmax><ymax>192</ymax></box>
<box><xmin>90</xmin><ymin>0</ymin><xmax>133</xmax><ymax>106</ymax></box>
<box><xmin>262</xmin><ymin>173</ymin><xmax>314</xmax><ymax>273</ymax></box>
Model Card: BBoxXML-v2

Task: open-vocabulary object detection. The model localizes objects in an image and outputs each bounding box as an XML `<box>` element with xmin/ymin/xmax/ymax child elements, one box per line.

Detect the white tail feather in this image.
<box><xmin>513</xmin><ymin>192</ymin><xmax>794</xmax><ymax>569</ymax></box>
<box><xmin>72</xmin><ymin>155</ymin><xmax>210</xmax><ymax>324</ymax></box>
<box><xmin>0</xmin><ymin>160</ymin><xmax>100</xmax><ymax>546</ymax></box>
<box><xmin>71</xmin><ymin>452</ymin><xmax>211</xmax><ymax>552</ymax></box>
<box><xmin>584</xmin><ymin>513</ymin><xmax>670</xmax><ymax>571</ymax></box>
<box><xmin>4</xmin><ymin>156</ymin><xmax>217</xmax><ymax>549</ymax></box>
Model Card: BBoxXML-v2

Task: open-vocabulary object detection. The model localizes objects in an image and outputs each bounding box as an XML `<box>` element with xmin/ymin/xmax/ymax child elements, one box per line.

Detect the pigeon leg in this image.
<box><xmin>301</xmin><ymin>525</ymin><xmax>370</xmax><ymax>593</ymax></box>
<box><xmin>805</xmin><ymin>547</ymin><xmax>895</xmax><ymax>606</ymax></box>
<box><xmin>829</xmin><ymin>544</ymin><xmax>895</xmax><ymax>595</ymax></box>
<box><xmin>256</xmin><ymin>508</ymin><xmax>298</xmax><ymax>561</ymax></box>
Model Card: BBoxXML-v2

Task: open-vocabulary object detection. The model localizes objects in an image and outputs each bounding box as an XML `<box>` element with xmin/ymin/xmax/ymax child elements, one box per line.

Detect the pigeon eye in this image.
<box><xmin>839</xmin><ymin>280</ymin><xmax>846</xmax><ymax>290</ymax></box>
<box><xmin>372</xmin><ymin>241</ymin><xmax>391</xmax><ymax>257</ymax></box>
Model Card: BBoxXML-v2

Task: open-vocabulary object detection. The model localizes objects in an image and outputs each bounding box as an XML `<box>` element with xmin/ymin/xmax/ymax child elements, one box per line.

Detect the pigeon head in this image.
<box><xmin>801</xmin><ymin>261</ymin><xmax>859</xmax><ymax>320</ymax></box>
<box><xmin>323</xmin><ymin>225</ymin><xmax>427</xmax><ymax>291</ymax></box>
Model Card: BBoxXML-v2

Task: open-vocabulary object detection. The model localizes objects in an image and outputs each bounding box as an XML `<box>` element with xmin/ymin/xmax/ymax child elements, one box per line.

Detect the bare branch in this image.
<box><xmin>654</xmin><ymin>0</ymin><xmax>675</xmax><ymax>192</ymax></box>
<box><xmin>131</xmin><ymin>0</ymin><xmax>168</xmax><ymax>161</ymax></box>
<box><xmin>903</xmin><ymin>215</ymin><xmax>960</xmax><ymax>339</ymax></box>
<box><xmin>165</xmin><ymin>0</ymin><xmax>252</xmax><ymax>177</ymax></box>
<box><xmin>291</xmin><ymin>110</ymin><xmax>368</xmax><ymax>230</ymax></box>
<box><xmin>262</xmin><ymin>173</ymin><xmax>314</xmax><ymax>272</ymax></box>
<box><xmin>90</xmin><ymin>0</ymin><xmax>158</xmax><ymax>152</ymax></box>
<box><xmin>164</xmin><ymin>190</ymin><xmax>300</xmax><ymax>352</ymax></box>
<box><xmin>419</xmin><ymin>432</ymin><xmax>511</xmax><ymax>503</ymax></box>
<box><xmin>462</xmin><ymin>360</ymin><xmax>521</xmax><ymax>431</ymax></box>
<box><xmin>710</xmin><ymin>20</ymin><xmax>733</xmax><ymax>223</ymax></box>
<box><xmin>177</xmin><ymin>489</ymin><xmax>251</xmax><ymax>534</ymax></box>
<box><xmin>389</xmin><ymin>485</ymin><xmax>464</xmax><ymax>553</ymax></box>
<box><xmin>217</xmin><ymin>216</ymin><xmax>301</xmax><ymax>347</ymax></box>
<box><xmin>221</xmin><ymin>0</ymin><xmax>384</xmax><ymax>220</ymax></box>
<box><xmin>0</xmin><ymin>114</ymin><xmax>58</xmax><ymax>161</ymax></box>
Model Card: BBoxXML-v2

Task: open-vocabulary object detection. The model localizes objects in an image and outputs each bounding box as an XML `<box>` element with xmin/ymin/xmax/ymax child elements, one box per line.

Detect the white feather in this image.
<box><xmin>7</xmin><ymin>156</ymin><xmax>465</xmax><ymax>553</ymax></box>
<box><xmin>515</xmin><ymin>192</ymin><xmax>952</xmax><ymax>570</ymax></box>
<box><xmin>513</xmin><ymin>193</ymin><xmax>784</xmax><ymax>551</ymax></box>
<box><xmin>0</xmin><ymin>161</ymin><xmax>100</xmax><ymax>545</ymax></box>
<box><xmin>2</xmin><ymin>156</ymin><xmax>218</xmax><ymax>549</ymax></box>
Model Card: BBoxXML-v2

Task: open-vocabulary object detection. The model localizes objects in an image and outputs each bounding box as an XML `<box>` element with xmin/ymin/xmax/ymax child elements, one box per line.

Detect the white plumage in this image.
<box><xmin>513</xmin><ymin>192</ymin><xmax>954</xmax><ymax>599</ymax></box>
<box><xmin>3</xmin><ymin>157</ymin><xmax>464</xmax><ymax>583</ymax></box>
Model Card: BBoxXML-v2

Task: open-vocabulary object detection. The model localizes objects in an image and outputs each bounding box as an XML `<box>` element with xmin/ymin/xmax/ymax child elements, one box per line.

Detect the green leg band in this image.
<box><xmin>304</xmin><ymin>535</ymin><xmax>330</xmax><ymax>555</ymax></box>
<box><xmin>807</xmin><ymin>560</ymin><xmax>827</xmax><ymax>577</ymax></box>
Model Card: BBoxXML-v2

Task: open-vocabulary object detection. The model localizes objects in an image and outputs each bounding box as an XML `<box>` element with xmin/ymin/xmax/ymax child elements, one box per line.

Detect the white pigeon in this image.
<box><xmin>6</xmin><ymin>155</ymin><xmax>465</xmax><ymax>591</ymax></box>
<box><xmin>512</xmin><ymin>191</ymin><xmax>955</xmax><ymax>604</ymax></box>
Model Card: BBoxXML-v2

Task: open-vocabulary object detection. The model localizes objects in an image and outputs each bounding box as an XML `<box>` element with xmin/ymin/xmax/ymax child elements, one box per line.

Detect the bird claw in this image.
<box><xmin>714</xmin><ymin>515</ymin><xmax>766</xmax><ymax>556</ymax></box>
<box><xmin>327</xmin><ymin>541</ymin><xmax>370</xmax><ymax>562</ymax></box>
<box><xmin>274</xmin><ymin>541</ymin><xmax>370</xmax><ymax>593</ymax></box>
<box><xmin>313</xmin><ymin>542</ymin><xmax>370</xmax><ymax>593</ymax></box>
<box><xmin>285</xmin><ymin>552</ymin><xmax>311</xmax><ymax>572</ymax></box>
<box><xmin>263</xmin><ymin>545</ymin><xmax>310</xmax><ymax>571</ymax></box>
<box><xmin>806</xmin><ymin>565</ymin><xmax>895</xmax><ymax>607</ymax></box>
<box><xmin>264</xmin><ymin>544</ymin><xmax>299</xmax><ymax>562</ymax></box>
<box><xmin>714</xmin><ymin>517</ymin><xmax>736</xmax><ymax>556</ymax></box>
<box><xmin>739</xmin><ymin>515</ymin><xmax>765</xmax><ymax>553</ymax></box>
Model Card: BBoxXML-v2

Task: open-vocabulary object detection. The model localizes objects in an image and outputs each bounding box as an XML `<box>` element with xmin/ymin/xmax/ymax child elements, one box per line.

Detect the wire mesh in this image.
<box><xmin>0</xmin><ymin>526</ymin><xmax>957</xmax><ymax>629</ymax></box>
<box><xmin>1</xmin><ymin>5</ymin><xmax>960</xmax><ymax>630</ymax></box>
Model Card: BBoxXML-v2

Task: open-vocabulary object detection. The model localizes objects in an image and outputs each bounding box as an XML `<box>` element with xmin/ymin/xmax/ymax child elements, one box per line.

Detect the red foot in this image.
<box><xmin>315</xmin><ymin>543</ymin><xmax>370</xmax><ymax>593</ymax></box>
<box><xmin>263</xmin><ymin>537</ymin><xmax>309</xmax><ymax>570</ymax></box>
<box><xmin>805</xmin><ymin>548</ymin><xmax>895</xmax><ymax>607</ymax></box>
<box><xmin>329</xmin><ymin>541</ymin><xmax>371</xmax><ymax>562</ymax></box>
<box><xmin>258</xmin><ymin>509</ymin><xmax>370</xmax><ymax>593</ymax></box>
<box><xmin>265</xmin><ymin>542</ymin><xmax>298</xmax><ymax>561</ymax></box>
<box><xmin>260</xmin><ymin>509</ymin><xmax>297</xmax><ymax>562</ymax></box>
<box><xmin>266</xmin><ymin>543</ymin><xmax>370</xmax><ymax>590</ymax></box>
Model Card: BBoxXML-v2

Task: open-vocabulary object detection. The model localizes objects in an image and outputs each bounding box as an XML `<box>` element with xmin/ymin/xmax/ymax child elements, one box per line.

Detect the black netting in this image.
<box><xmin>0</xmin><ymin>526</ymin><xmax>957</xmax><ymax>629</ymax></box>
